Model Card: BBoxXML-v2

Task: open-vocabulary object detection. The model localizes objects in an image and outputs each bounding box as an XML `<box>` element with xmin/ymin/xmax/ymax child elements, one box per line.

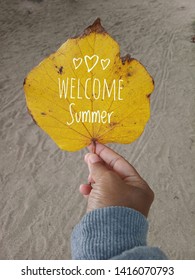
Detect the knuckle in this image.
<box><xmin>109</xmin><ymin>156</ymin><xmax>123</xmax><ymax>168</ymax></box>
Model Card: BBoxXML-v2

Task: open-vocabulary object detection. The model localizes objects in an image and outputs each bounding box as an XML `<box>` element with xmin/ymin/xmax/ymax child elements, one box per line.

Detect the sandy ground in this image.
<box><xmin>0</xmin><ymin>0</ymin><xmax>195</xmax><ymax>260</ymax></box>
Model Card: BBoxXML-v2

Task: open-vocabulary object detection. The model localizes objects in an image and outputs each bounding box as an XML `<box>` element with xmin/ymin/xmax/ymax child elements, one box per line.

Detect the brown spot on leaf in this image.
<box><xmin>121</xmin><ymin>54</ymin><xmax>134</xmax><ymax>65</ymax></box>
<box><xmin>109</xmin><ymin>122</ymin><xmax>118</xmax><ymax>127</ymax></box>
<box><xmin>23</xmin><ymin>78</ymin><xmax>27</xmax><ymax>86</ymax></box>
<box><xmin>55</xmin><ymin>65</ymin><xmax>64</xmax><ymax>74</ymax></box>
<box><xmin>58</xmin><ymin>66</ymin><xmax>63</xmax><ymax>74</ymax></box>
<box><xmin>41</xmin><ymin>112</ymin><xmax>46</xmax><ymax>115</ymax></box>
<box><xmin>27</xmin><ymin>107</ymin><xmax>38</xmax><ymax>126</ymax></box>
<box><xmin>55</xmin><ymin>65</ymin><xmax>63</xmax><ymax>74</ymax></box>
<box><xmin>191</xmin><ymin>35</ymin><xmax>195</xmax><ymax>43</ymax></box>
<box><xmin>147</xmin><ymin>93</ymin><xmax>151</xmax><ymax>98</ymax></box>
<box><xmin>83</xmin><ymin>18</ymin><xmax>106</xmax><ymax>36</ymax></box>
<box><xmin>127</xmin><ymin>72</ymin><xmax>131</xmax><ymax>77</ymax></box>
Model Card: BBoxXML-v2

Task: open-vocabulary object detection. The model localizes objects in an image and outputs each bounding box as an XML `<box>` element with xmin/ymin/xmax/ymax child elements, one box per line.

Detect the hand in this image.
<box><xmin>80</xmin><ymin>143</ymin><xmax>154</xmax><ymax>217</ymax></box>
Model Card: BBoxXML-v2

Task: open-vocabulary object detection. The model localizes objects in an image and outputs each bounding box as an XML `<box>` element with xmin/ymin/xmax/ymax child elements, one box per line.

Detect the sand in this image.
<box><xmin>0</xmin><ymin>0</ymin><xmax>195</xmax><ymax>260</ymax></box>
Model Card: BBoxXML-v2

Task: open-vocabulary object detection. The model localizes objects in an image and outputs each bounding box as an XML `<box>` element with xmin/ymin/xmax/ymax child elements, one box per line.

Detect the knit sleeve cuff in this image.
<box><xmin>71</xmin><ymin>206</ymin><xmax>148</xmax><ymax>260</ymax></box>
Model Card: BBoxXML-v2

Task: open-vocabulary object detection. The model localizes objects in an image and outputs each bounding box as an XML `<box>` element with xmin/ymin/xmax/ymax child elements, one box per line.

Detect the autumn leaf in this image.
<box><xmin>23</xmin><ymin>18</ymin><xmax>154</xmax><ymax>152</ymax></box>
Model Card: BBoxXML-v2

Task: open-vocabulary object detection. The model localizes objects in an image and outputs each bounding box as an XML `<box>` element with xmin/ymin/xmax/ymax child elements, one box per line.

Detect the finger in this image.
<box><xmin>85</xmin><ymin>153</ymin><xmax>104</xmax><ymax>164</ymax></box>
<box><xmin>85</xmin><ymin>154</ymin><xmax>99</xmax><ymax>184</ymax></box>
<box><xmin>79</xmin><ymin>184</ymin><xmax>92</xmax><ymax>196</ymax></box>
<box><xmin>85</xmin><ymin>153</ymin><xmax>112</xmax><ymax>173</ymax></box>
<box><xmin>85</xmin><ymin>153</ymin><xmax>110</xmax><ymax>182</ymax></box>
<box><xmin>88</xmin><ymin>143</ymin><xmax>140</xmax><ymax>181</ymax></box>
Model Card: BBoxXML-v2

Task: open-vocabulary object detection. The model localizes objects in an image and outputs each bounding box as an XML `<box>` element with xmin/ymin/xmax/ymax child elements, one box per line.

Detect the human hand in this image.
<box><xmin>80</xmin><ymin>143</ymin><xmax>154</xmax><ymax>217</ymax></box>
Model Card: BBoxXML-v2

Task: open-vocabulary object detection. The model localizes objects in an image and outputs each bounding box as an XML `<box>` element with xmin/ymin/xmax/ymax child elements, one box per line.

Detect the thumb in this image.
<box><xmin>86</xmin><ymin>154</ymin><xmax>109</xmax><ymax>183</ymax></box>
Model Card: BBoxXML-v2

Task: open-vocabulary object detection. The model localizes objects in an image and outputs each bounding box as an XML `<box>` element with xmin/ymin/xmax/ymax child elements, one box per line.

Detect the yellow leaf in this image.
<box><xmin>24</xmin><ymin>18</ymin><xmax>154</xmax><ymax>152</ymax></box>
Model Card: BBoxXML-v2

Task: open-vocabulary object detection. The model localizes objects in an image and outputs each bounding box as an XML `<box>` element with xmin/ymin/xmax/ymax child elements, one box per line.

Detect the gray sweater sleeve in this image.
<box><xmin>71</xmin><ymin>206</ymin><xmax>167</xmax><ymax>260</ymax></box>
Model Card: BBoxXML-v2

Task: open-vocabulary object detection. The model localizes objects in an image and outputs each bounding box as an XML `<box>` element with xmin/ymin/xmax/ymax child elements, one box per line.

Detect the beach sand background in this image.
<box><xmin>0</xmin><ymin>0</ymin><xmax>195</xmax><ymax>259</ymax></box>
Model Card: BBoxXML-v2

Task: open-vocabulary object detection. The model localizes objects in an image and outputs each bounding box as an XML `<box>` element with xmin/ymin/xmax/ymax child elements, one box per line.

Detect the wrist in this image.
<box><xmin>71</xmin><ymin>206</ymin><xmax>148</xmax><ymax>260</ymax></box>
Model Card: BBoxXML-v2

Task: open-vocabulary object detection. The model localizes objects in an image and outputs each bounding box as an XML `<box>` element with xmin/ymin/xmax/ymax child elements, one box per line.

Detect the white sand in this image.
<box><xmin>0</xmin><ymin>0</ymin><xmax>195</xmax><ymax>259</ymax></box>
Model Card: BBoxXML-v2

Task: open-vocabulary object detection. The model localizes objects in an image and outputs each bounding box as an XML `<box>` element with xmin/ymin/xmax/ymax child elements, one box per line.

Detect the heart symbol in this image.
<box><xmin>84</xmin><ymin>55</ymin><xmax>99</xmax><ymax>72</ymax></box>
<box><xmin>101</xmin><ymin>58</ymin><xmax>110</xmax><ymax>70</ymax></box>
<box><xmin>73</xmin><ymin>58</ymin><xmax>82</xmax><ymax>70</ymax></box>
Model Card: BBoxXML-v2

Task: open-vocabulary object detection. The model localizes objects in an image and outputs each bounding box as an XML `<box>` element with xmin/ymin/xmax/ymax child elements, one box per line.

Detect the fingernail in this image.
<box><xmin>88</xmin><ymin>154</ymin><xmax>101</xmax><ymax>164</ymax></box>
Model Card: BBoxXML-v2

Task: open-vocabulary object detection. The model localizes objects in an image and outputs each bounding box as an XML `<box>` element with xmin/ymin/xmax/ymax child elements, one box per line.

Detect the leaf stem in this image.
<box><xmin>91</xmin><ymin>138</ymin><xmax>96</xmax><ymax>154</ymax></box>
